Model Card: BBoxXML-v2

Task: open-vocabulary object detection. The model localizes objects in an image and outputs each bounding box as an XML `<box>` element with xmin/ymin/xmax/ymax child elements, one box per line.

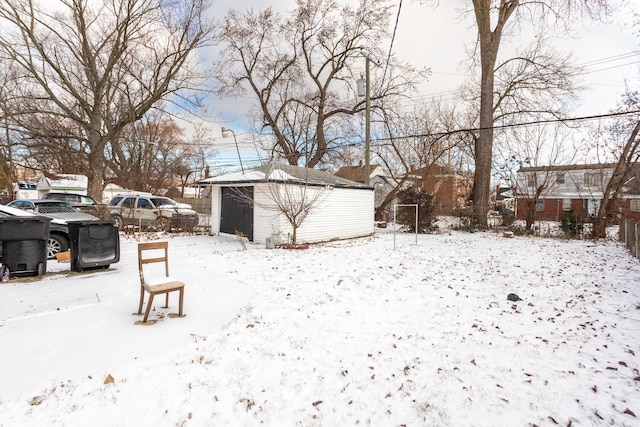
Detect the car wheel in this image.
<box><xmin>111</xmin><ymin>214</ymin><xmax>124</xmax><ymax>230</ymax></box>
<box><xmin>155</xmin><ymin>217</ymin><xmax>171</xmax><ymax>232</ymax></box>
<box><xmin>48</xmin><ymin>234</ymin><xmax>69</xmax><ymax>259</ymax></box>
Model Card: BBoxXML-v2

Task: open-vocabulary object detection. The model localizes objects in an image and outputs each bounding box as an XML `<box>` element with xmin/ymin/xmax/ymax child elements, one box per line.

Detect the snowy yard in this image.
<box><xmin>0</xmin><ymin>228</ymin><xmax>639</xmax><ymax>426</ymax></box>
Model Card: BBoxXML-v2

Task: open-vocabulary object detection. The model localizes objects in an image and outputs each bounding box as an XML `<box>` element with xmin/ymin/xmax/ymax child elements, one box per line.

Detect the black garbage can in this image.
<box><xmin>0</xmin><ymin>217</ymin><xmax>51</xmax><ymax>277</ymax></box>
<box><xmin>67</xmin><ymin>220</ymin><xmax>120</xmax><ymax>272</ymax></box>
<box><xmin>2</xmin><ymin>240</ymin><xmax>48</xmax><ymax>277</ymax></box>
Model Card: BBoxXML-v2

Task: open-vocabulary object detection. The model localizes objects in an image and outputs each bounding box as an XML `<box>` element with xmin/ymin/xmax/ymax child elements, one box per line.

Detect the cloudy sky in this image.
<box><xmin>203</xmin><ymin>0</ymin><xmax>639</xmax><ymax>169</ymax></box>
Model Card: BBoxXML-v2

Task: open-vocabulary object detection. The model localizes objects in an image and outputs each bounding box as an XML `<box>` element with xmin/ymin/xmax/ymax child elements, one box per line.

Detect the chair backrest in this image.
<box><xmin>138</xmin><ymin>241</ymin><xmax>170</xmax><ymax>285</ymax></box>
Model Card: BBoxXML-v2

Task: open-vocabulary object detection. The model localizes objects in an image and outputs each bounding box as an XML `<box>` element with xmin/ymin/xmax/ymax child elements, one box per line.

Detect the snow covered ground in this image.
<box><xmin>0</xmin><ymin>227</ymin><xmax>639</xmax><ymax>426</ymax></box>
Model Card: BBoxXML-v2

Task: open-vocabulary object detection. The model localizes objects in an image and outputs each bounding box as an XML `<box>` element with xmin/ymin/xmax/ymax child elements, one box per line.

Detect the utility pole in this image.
<box><xmin>364</xmin><ymin>56</ymin><xmax>371</xmax><ymax>186</ymax></box>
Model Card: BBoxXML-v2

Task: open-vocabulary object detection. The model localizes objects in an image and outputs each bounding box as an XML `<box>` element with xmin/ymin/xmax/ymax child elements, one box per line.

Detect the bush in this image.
<box><xmin>452</xmin><ymin>206</ymin><xmax>478</xmax><ymax>232</ymax></box>
<box><xmin>395</xmin><ymin>187</ymin><xmax>435</xmax><ymax>233</ymax></box>
<box><xmin>559</xmin><ymin>210</ymin><xmax>584</xmax><ymax>238</ymax></box>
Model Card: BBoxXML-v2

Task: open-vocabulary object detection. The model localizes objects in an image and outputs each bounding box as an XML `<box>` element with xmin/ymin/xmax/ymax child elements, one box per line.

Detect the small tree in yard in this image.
<box><xmin>395</xmin><ymin>186</ymin><xmax>435</xmax><ymax>233</ymax></box>
<box><xmin>232</xmin><ymin>165</ymin><xmax>329</xmax><ymax>246</ymax></box>
<box><xmin>266</xmin><ymin>179</ymin><xmax>328</xmax><ymax>246</ymax></box>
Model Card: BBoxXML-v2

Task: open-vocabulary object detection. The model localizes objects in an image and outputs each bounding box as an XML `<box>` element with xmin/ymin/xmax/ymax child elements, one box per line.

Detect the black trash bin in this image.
<box><xmin>2</xmin><ymin>240</ymin><xmax>48</xmax><ymax>277</ymax></box>
<box><xmin>68</xmin><ymin>221</ymin><xmax>120</xmax><ymax>272</ymax></box>
<box><xmin>0</xmin><ymin>217</ymin><xmax>51</xmax><ymax>277</ymax></box>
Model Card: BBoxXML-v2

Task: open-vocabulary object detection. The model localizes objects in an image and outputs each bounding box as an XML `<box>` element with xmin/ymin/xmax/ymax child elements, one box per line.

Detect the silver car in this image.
<box><xmin>108</xmin><ymin>194</ymin><xmax>199</xmax><ymax>231</ymax></box>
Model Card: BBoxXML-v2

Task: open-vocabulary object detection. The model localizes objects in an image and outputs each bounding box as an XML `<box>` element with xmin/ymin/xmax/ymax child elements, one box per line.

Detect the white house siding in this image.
<box><xmin>278</xmin><ymin>185</ymin><xmax>374</xmax><ymax>244</ymax></box>
<box><xmin>517</xmin><ymin>167</ymin><xmax>611</xmax><ymax>200</ymax></box>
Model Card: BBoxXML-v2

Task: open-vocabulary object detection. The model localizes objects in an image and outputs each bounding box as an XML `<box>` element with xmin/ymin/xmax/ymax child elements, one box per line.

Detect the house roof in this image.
<box><xmin>199</xmin><ymin>163</ymin><xmax>372</xmax><ymax>190</ymax></box>
<box><xmin>517</xmin><ymin>163</ymin><xmax>620</xmax><ymax>173</ymax></box>
<box><xmin>407</xmin><ymin>164</ymin><xmax>469</xmax><ymax>180</ymax></box>
<box><xmin>334</xmin><ymin>165</ymin><xmax>381</xmax><ymax>183</ymax></box>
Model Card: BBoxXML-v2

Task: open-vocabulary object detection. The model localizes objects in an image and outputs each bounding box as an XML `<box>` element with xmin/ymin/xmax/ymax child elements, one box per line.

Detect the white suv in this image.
<box><xmin>108</xmin><ymin>194</ymin><xmax>199</xmax><ymax>231</ymax></box>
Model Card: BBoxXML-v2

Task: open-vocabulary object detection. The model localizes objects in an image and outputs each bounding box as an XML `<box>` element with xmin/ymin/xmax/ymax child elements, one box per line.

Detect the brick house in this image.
<box><xmin>515</xmin><ymin>163</ymin><xmax>640</xmax><ymax>222</ymax></box>
<box><xmin>407</xmin><ymin>164</ymin><xmax>471</xmax><ymax>216</ymax></box>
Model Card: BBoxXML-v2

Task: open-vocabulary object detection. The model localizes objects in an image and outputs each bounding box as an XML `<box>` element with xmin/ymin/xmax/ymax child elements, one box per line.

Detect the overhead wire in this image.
<box><xmin>381</xmin><ymin>0</ymin><xmax>402</xmax><ymax>86</ymax></box>
<box><xmin>383</xmin><ymin>50</ymin><xmax>640</xmax><ymax>110</ymax></box>
<box><xmin>369</xmin><ymin>109</ymin><xmax>640</xmax><ymax>145</ymax></box>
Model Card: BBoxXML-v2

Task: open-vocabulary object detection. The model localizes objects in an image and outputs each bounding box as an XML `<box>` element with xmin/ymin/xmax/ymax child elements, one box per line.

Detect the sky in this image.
<box><xmin>1</xmin><ymin>226</ymin><xmax>639</xmax><ymax>425</ymax></box>
<box><xmin>202</xmin><ymin>0</ymin><xmax>640</xmax><ymax>172</ymax></box>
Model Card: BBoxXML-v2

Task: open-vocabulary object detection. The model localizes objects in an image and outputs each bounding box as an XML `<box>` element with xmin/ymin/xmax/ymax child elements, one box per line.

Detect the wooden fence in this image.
<box><xmin>174</xmin><ymin>197</ymin><xmax>211</xmax><ymax>214</ymax></box>
<box><xmin>620</xmin><ymin>219</ymin><xmax>640</xmax><ymax>258</ymax></box>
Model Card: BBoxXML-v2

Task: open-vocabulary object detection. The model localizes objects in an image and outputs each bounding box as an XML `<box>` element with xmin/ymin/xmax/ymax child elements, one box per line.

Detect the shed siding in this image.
<box><xmin>252</xmin><ymin>185</ymin><xmax>283</xmax><ymax>244</ymax></box>
<box><xmin>209</xmin><ymin>186</ymin><xmax>221</xmax><ymax>236</ymax></box>
<box><xmin>279</xmin><ymin>186</ymin><xmax>374</xmax><ymax>244</ymax></box>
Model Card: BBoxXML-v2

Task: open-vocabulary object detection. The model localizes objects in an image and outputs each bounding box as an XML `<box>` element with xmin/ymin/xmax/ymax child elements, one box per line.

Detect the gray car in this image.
<box><xmin>6</xmin><ymin>200</ymin><xmax>98</xmax><ymax>257</ymax></box>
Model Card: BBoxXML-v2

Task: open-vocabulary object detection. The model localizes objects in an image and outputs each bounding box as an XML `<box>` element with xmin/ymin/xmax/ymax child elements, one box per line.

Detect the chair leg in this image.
<box><xmin>163</xmin><ymin>291</ymin><xmax>170</xmax><ymax>308</ymax></box>
<box><xmin>178</xmin><ymin>287</ymin><xmax>184</xmax><ymax>317</ymax></box>
<box><xmin>143</xmin><ymin>293</ymin><xmax>155</xmax><ymax>323</ymax></box>
<box><xmin>138</xmin><ymin>286</ymin><xmax>145</xmax><ymax>315</ymax></box>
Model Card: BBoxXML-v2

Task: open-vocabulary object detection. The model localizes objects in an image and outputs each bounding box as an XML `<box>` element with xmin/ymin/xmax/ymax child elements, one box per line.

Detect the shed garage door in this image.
<box><xmin>220</xmin><ymin>186</ymin><xmax>254</xmax><ymax>241</ymax></box>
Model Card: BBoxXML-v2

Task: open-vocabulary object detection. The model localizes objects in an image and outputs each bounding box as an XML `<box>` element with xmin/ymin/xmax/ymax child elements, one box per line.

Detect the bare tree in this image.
<box><xmin>214</xmin><ymin>0</ymin><xmax>425</xmax><ymax>168</ymax></box>
<box><xmin>495</xmin><ymin>124</ymin><xmax>578</xmax><ymax>231</ymax></box>
<box><xmin>592</xmin><ymin>89</ymin><xmax>640</xmax><ymax>239</ymax></box>
<box><xmin>0</xmin><ymin>0</ymin><xmax>214</xmax><ymax>200</ymax></box>
<box><xmin>466</xmin><ymin>0</ymin><xmax>609</xmax><ymax>227</ymax></box>
<box><xmin>373</xmin><ymin>99</ymin><xmax>472</xmax><ymax>220</ymax></box>
<box><xmin>264</xmin><ymin>174</ymin><xmax>328</xmax><ymax>246</ymax></box>
<box><xmin>0</xmin><ymin>59</ymin><xmax>24</xmax><ymax>196</ymax></box>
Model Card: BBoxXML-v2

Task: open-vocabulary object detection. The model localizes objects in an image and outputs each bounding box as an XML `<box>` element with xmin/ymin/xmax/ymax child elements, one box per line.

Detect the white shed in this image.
<box><xmin>199</xmin><ymin>164</ymin><xmax>374</xmax><ymax>244</ymax></box>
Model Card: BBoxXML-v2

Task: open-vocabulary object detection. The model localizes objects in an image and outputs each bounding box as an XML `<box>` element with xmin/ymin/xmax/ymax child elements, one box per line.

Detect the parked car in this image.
<box><xmin>6</xmin><ymin>200</ymin><xmax>99</xmax><ymax>258</ymax></box>
<box><xmin>108</xmin><ymin>194</ymin><xmax>199</xmax><ymax>231</ymax></box>
<box><xmin>42</xmin><ymin>192</ymin><xmax>103</xmax><ymax>216</ymax></box>
<box><xmin>0</xmin><ymin>204</ymin><xmax>74</xmax><ymax>259</ymax></box>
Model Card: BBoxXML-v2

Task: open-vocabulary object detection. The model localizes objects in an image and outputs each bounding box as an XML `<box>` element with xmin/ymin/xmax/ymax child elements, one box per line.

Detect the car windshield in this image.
<box><xmin>150</xmin><ymin>197</ymin><xmax>176</xmax><ymax>207</ymax></box>
<box><xmin>34</xmin><ymin>202</ymin><xmax>78</xmax><ymax>213</ymax></box>
<box><xmin>109</xmin><ymin>196</ymin><xmax>123</xmax><ymax>206</ymax></box>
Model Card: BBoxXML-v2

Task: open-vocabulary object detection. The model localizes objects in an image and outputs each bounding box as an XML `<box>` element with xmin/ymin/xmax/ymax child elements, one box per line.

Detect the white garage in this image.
<box><xmin>199</xmin><ymin>163</ymin><xmax>374</xmax><ymax>245</ymax></box>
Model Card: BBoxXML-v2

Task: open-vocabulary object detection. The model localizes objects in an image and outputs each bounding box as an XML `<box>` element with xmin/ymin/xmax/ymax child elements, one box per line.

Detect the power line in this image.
<box><xmin>382</xmin><ymin>0</ymin><xmax>402</xmax><ymax>86</ymax></box>
<box><xmin>370</xmin><ymin>109</ymin><xmax>640</xmax><ymax>143</ymax></box>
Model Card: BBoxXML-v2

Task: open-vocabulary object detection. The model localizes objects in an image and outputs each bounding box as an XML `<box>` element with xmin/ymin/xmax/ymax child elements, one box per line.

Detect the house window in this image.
<box><xmin>562</xmin><ymin>198</ymin><xmax>572</xmax><ymax>211</ymax></box>
<box><xmin>631</xmin><ymin>200</ymin><xmax>640</xmax><ymax>212</ymax></box>
<box><xmin>527</xmin><ymin>174</ymin><xmax>537</xmax><ymax>187</ymax></box>
<box><xmin>584</xmin><ymin>172</ymin><xmax>602</xmax><ymax>187</ymax></box>
<box><xmin>556</xmin><ymin>173</ymin><xmax>565</xmax><ymax>184</ymax></box>
<box><xmin>536</xmin><ymin>199</ymin><xmax>544</xmax><ymax>211</ymax></box>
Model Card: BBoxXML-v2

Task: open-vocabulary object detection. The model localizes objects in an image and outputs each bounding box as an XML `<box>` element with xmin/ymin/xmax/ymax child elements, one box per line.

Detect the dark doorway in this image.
<box><xmin>220</xmin><ymin>186</ymin><xmax>254</xmax><ymax>241</ymax></box>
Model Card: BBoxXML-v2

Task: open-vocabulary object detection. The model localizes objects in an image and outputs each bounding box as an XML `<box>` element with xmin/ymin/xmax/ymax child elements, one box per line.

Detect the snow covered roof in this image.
<box><xmin>200</xmin><ymin>163</ymin><xmax>371</xmax><ymax>190</ymax></box>
<box><xmin>41</xmin><ymin>173</ymin><xmax>88</xmax><ymax>193</ymax></box>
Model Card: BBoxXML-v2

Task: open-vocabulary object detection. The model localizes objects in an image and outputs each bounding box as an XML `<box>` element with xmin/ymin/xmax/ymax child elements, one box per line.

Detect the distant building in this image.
<box><xmin>406</xmin><ymin>164</ymin><xmax>471</xmax><ymax>216</ymax></box>
<box><xmin>334</xmin><ymin>164</ymin><xmax>394</xmax><ymax>210</ymax></box>
<box><xmin>515</xmin><ymin>163</ymin><xmax>640</xmax><ymax>222</ymax></box>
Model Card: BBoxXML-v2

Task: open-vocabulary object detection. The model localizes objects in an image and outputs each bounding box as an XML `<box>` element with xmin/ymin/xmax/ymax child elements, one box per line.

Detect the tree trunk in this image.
<box><xmin>471</xmin><ymin>0</ymin><xmax>517</xmax><ymax>228</ymax></box>
<box><xmin>592</xmin><ymin>120</ymin><xmax>640</xmax><ymax>239</ymax></box>
<box><xmin>86</xmin><ymin>130</ymin><xmax>107</xmax><ymax>201</ymax></box>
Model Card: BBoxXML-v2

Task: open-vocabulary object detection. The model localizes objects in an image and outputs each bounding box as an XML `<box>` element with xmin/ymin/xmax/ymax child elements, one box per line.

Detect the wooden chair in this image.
<box><xmin>137</xmin><ymin>241</ymin><xmax>185</xmax><ymax>325</ymax></box>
